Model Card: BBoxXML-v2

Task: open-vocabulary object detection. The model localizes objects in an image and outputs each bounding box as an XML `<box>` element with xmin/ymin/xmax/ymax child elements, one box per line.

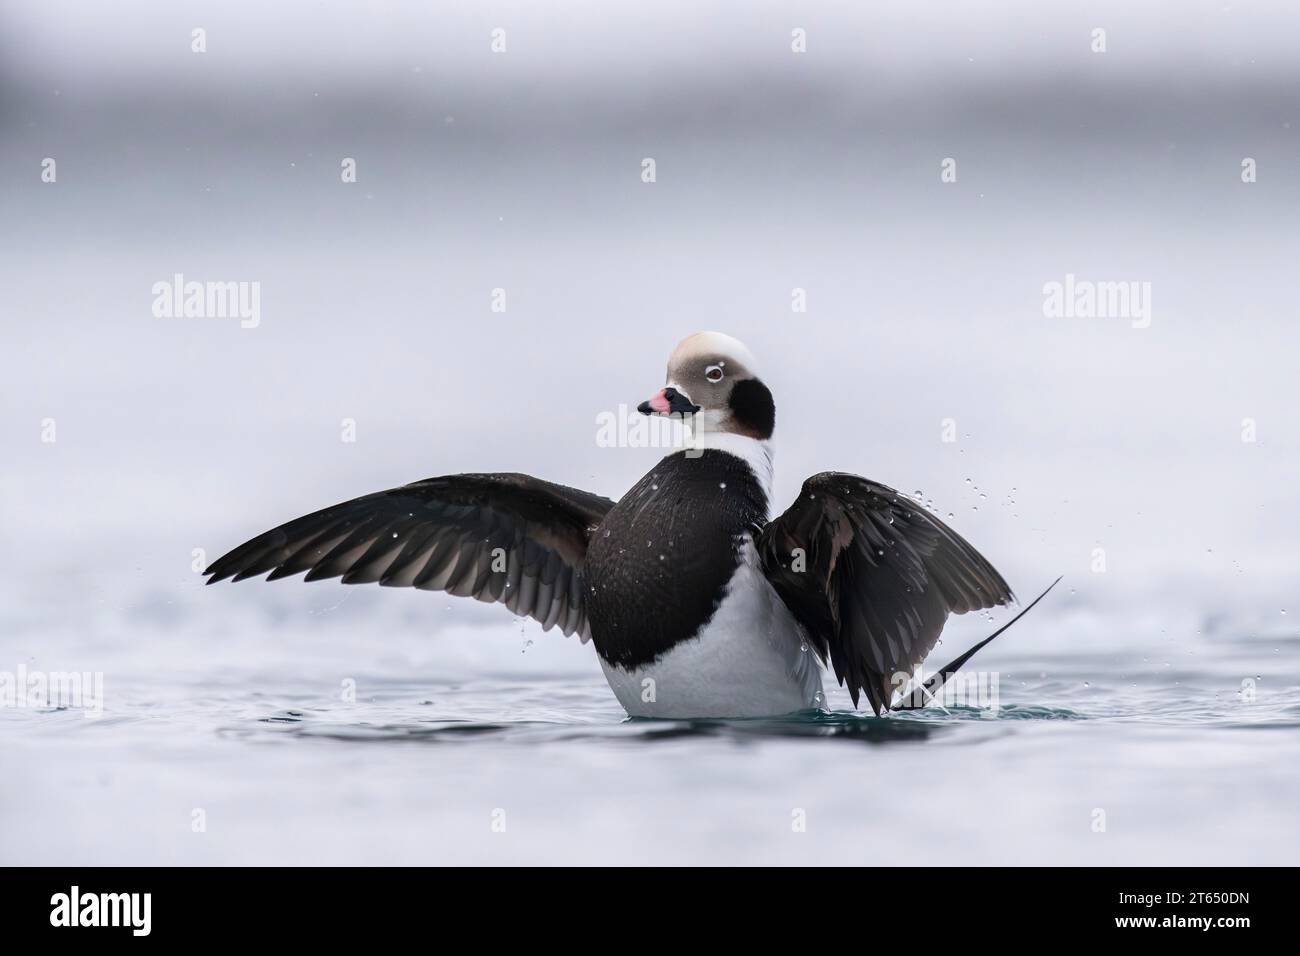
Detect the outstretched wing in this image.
<box><xmin>204</xmin><ymin>473</ymin><xmax>615</xmax><ymax>639</ymax></box>
<box><xmin>757</xmin><ymin>473</ymin><xmax>1014</xmax><ymax>713</ymax></box>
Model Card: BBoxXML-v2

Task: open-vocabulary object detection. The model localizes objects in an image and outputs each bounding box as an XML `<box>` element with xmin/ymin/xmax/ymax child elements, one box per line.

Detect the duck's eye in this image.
<box><xmin>705</xmin><ymin>365</ymin><xmax>724</xmax><ymax>383</ymax></box>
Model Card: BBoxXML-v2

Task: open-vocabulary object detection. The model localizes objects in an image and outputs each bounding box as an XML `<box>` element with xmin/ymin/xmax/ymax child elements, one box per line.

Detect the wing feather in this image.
<box><xmin>205</xmin><ymin>473</ymin><xmax>614</xmax><ymax>640</ymax></box>
<box><xmin>759</xmin><ymin>473</ymin><xmax>1013</xmax><ymax>713</ymax></box>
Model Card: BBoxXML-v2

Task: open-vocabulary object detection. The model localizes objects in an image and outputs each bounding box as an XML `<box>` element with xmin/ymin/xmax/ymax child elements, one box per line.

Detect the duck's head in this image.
<box><xmin>637</xmin><ymin>331</ymin><xmax>775</xmax><ymax>440</ymax></box>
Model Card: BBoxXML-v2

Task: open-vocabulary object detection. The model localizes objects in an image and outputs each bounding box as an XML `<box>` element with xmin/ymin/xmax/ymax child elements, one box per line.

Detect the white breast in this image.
<box><xmin>599</xmin><ymin>540</ymin><xmax>825</xmax><ymax>718</ymax></box>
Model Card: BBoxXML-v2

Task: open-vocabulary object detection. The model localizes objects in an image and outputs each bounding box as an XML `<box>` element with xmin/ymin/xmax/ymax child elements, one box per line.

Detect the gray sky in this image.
<box><xmin>3</xmin><ymin>1</ymin><xmax>1298</xmax><ymax>641</ymax></box>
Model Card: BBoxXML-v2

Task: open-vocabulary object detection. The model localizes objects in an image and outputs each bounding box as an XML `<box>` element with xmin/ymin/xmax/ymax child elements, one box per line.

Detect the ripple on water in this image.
<box><xmin>220</xmin><ymin>698</ymin><xmax>1093</xmax><ymax>748</ymax></box>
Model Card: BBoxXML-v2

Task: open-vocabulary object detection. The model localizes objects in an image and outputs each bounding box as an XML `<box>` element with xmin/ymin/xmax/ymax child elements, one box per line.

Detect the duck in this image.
<box><xmin>206</xmin><ymin>331</ymin><xmax>1041</xmax><ymax>718</ymax></box>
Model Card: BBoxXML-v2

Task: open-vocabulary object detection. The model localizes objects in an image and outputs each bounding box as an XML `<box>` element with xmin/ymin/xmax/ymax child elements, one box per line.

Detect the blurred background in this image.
<box><xmin>2</xmin><ymin>1</ymin><xmax>1297</xmax><ymax>865</ymax></box>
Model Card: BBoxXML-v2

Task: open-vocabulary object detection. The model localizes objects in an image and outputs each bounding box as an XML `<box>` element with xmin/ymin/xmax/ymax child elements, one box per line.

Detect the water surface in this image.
<box><xmin>3</xmin><ymin>576</ymin><xmax>1295</xmax><ymax>866</ymax></box>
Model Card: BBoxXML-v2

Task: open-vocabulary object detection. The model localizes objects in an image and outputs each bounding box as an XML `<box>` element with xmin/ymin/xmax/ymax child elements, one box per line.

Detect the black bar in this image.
<box><xmin>0</xmin><ymin>866</ymin><xmax>1280</xmax><ymax>940</ymax></box>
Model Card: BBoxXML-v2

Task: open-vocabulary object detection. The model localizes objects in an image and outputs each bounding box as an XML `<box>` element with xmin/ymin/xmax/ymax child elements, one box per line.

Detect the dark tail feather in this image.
<box><xmin>891</xmin><ymin>575</ymin><xmax>1063</xmax><ymax>712</ymax></box>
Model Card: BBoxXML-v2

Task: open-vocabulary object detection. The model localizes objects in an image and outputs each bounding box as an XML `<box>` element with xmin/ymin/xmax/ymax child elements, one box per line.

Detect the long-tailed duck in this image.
<box><xmin>206</xmin><ymin>332</ymin><xmax>1041</xmax><ymax>718</ymax></box>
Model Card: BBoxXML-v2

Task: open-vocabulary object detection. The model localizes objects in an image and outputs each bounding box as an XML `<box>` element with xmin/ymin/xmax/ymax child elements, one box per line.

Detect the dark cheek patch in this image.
<box><xmin>727</xmin><ymin>378</ymin><xmax>775</xmax><ymax>439</ymax></box>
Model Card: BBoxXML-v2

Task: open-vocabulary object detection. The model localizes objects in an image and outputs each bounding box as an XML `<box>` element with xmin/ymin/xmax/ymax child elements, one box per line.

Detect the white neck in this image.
<box><xmin>676</xmin><ymin>427</ymin><xmax>774</xmax><ymax>515</ymax></box>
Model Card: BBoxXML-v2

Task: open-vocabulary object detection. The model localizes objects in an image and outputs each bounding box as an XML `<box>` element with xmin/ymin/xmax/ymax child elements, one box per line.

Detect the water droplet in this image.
<box><xmin>964</xmin><ymin>478</ymin><xmax>972</xmax><ymax>484</ymax></box>
<box><xmin>602</xmin><ymin>529</ymin><xmax>610</xmax><ymax>538</ymax></box>
<box><xmin>800</xmin><ymin>642</ymin><xmax>808</xmax><ymax>653</ymax></box>
<box><xmin>947</xmin><ymin>512</ymin><xmax>954</xmax><ymax>519</ymax></box>
<box><xmin>913</xmin><ymin>490</ymin><xmax>923</xmax><ymax>500</ymax></box>
<box><xmin>719</xmin><ymin>482</ymin><xmax>727</xmax><ymax>489</ymax></box>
